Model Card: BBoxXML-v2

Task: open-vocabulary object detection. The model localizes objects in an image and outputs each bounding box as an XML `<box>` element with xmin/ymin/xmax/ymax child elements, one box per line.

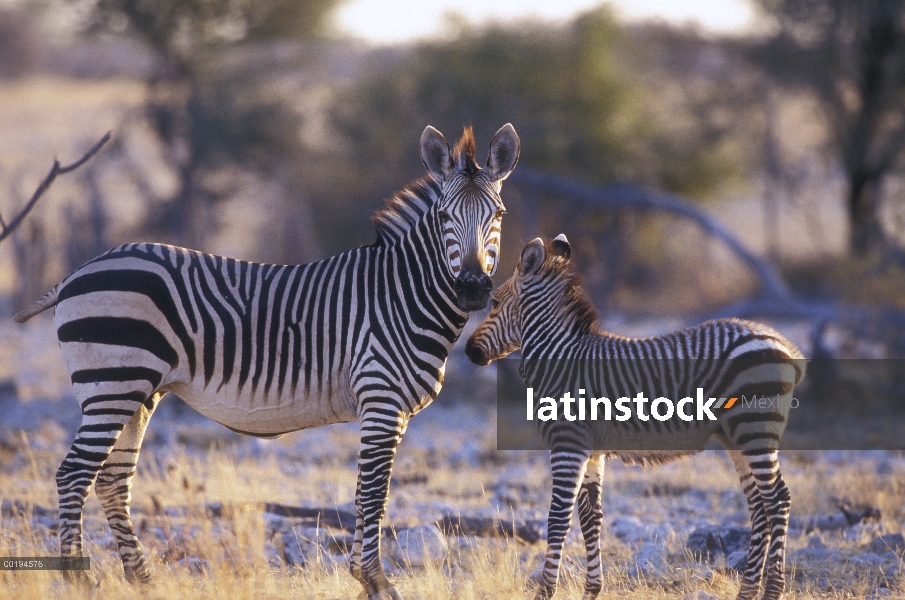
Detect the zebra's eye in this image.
<box><xmin>438</xmin><ymin>210</ymin><xmax>452</xmax><ymax>223</ymax></box>
<box><xmin>495</xmin><ymin>210</ymin><xmax>506</xmax><ymax>219</ymax></box>
<box><xmin>491</xmin><ymin>298</ymin><xmax>501</xmax><ymax>310</ymax></box>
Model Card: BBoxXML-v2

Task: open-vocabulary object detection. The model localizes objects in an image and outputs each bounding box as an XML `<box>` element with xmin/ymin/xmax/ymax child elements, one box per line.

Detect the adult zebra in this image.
<box><xmin>15</xmin><ymin>124</ymin><xmax>520</xmax><ymax>599</ymax></box>
<box><xmin>465</xmin><ymin>236</ymin><xmax>805</xmax><ymax>600</ymax></box>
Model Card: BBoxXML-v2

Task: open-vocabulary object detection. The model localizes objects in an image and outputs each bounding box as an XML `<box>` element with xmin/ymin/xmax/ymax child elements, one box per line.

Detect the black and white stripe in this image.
<box><xmin>466</xmin><ymin>235</ymin><xmax>805</xmax><ymax>600</ymax></box>
<box><xmin>15</xmin><ymin>124</ymin><xmax>519</xmax><ymax>599</ymax></box>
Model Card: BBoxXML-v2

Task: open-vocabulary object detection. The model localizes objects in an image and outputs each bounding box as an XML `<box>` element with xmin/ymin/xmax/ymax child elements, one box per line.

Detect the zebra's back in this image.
<box><xmin>529</xmin><ymin>317</ymin><xmax>806</xmax><ymax>459</ymax></box>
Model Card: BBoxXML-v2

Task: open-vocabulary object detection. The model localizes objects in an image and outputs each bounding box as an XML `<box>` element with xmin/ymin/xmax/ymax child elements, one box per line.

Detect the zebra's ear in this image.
<box><xmin>519</xmin><ymin>238</ymin><xmax>545</xmax><ymax>276</ymax></box>
<box><xmin>486</xmin><ymin>123</ymin><xmax>520</xmax><ymax>182</ymax></box>
<box><xmin>420</xmin><ymin>126</ymin><xmax>453</xmax><ymax>182</ymax></box>
<box><xmin>551</xmin><ymin>234</ymin><xmax>571</xmax><ymax>261</ymax></box>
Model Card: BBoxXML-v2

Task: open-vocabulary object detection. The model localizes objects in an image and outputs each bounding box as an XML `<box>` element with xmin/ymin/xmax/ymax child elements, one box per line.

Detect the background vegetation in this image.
<box><xmin>3</xmin><ymin>0</ymin><xmax>905</xmax><ymax>326</ymax></box>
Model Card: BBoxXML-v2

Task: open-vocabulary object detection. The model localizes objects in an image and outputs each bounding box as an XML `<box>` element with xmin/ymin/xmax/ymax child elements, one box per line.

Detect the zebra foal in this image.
<box><xmin>465</xmin><ymin>236</ymin><xmax>805</xmax><ymax>600</ymax></box>
<box><xmin>15</xmin><ymin>124</ymin><xmax>520</xmax><ymax>600</ymax></box>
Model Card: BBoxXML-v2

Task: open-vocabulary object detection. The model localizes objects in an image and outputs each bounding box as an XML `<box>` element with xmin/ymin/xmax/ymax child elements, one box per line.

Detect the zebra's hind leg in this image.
<box><xmin>94</xmin><ymin>392</ymin><xmax>162</xmax><ymax>584</ymax></box>
<box><xmin>575</xmin><ymin>455</ymin><xmax>604</xmax><ymax>600</ymax></box>
<box><xmin>724</xmin><ymin>446</ymin><xmax>772</xmax><ymax>600</ymax></box>
<box><xmin>57</xmin><ymin>391</ymin><xmax>149</xmax><ymax>584</ymax></box>
<box><xmin>757</xmin><ymin>460</ymin><xmax>790</xmax><ymax>600</ymax></box>
<box><xmin>349</xmin><ymin>408</ymin><xmax>405</xmax><ymax>600</ymax></box>
<box><xmin>534</xmin><ymin>449</ymin><xmax>590</xmax><ymax>600</ymax></box>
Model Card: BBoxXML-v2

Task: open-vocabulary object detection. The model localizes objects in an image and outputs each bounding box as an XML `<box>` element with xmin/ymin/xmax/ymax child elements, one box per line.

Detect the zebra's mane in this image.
<box><xmin>541</xmin><ymin>240</ymin><xmax>600</xmax><ymax>335</ymax></box>
<box><xmin>370</xmin><ymin>176</ymin><xmax>442</xmax><ymax>245</ymax></box>
<box><xmin>452</xmin><ymin>126</ymin><xmax>478</xmax><ymax>176</ymax></box>
<box><xmin>371</xmin><ymin>127</ymin><xmax>478</xmax><ymax>245</ymax></box>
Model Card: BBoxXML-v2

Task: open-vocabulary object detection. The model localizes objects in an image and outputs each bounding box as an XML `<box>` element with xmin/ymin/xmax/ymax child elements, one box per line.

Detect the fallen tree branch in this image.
<box><xmin>207</xmin><ymin>502</ymin><xmax>545</xmax><ymax>542</ymax></box>
<box><xmin>261</xmin><ymin>502</ymin><xmax>357</xmax><ymax>531</ymax></box>
<box><xmin>0</xmin><ymin>132</ymin><xmax>111</xmax><ymax>246</ymax></box>
<box><xmin>436</xmin><ymin>510</ymin><xmax>544</xmax><ymax>543</ymax></box>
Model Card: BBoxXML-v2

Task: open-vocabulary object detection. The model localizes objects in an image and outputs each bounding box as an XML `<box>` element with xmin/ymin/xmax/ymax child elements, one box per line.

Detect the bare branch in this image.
<box><xmin>510</xmin><ymin>167</ymin><xmax>795</xmax><ymax>301</ymax></box>
<box><xmin>0</xmin><ymin>132</ymin><xmax>112</xmax><ymax>246</ymax></box>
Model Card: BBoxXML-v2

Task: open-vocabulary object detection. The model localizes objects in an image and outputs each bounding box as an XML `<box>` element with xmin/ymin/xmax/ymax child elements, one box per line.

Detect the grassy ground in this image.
<box><xmin>3</xmin><ymin>406</ymin><xmax>905</xmax><ymax>599</ymax></box>
<box><xmin>3</xmin><ymin>319</ymin><xmax>905</xmax><ymax>599</ymax></box>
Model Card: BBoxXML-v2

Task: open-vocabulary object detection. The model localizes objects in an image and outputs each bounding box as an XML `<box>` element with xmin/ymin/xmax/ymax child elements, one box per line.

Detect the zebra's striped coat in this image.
<box><xmin>15</xmin><ymin>124</ymin><xmax>520</xmax><ymax>600</ymax></box>
<box><xmin>466</xmin><ymin>236</ymin><xmax>805</xmax><ymax>600</ymax></box>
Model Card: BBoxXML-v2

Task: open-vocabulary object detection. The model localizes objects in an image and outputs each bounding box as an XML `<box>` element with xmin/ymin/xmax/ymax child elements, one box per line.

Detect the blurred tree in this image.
<box><xmin>754</xmin><ymin>0</ymin><xmax>905</xmax><ymax>256</ymax></box>
<box><xmin>328</xmin><ymin>9</ymin><xmax>748</xmax><ymax>225</ymax></box>
<box><xmin>325</xmin><ymin>8</ymin><xmax>754</xmax><ymax>288</ymax></box>
<box><xmin>0</xmin><ymin>7</ymin><xmax>39</xmax><ymax>78</ymax></box>
<box><xmin>66</xmin><ymin>0</ymin><xmax>341</xmax><ymax>252</ymax></box>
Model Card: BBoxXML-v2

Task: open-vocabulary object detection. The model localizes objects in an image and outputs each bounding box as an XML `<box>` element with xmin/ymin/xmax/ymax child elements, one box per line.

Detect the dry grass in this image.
<box><xmin>2</xmin><ymin>416</ymin><xmax>905</xmax><ymax>599</ymax></box>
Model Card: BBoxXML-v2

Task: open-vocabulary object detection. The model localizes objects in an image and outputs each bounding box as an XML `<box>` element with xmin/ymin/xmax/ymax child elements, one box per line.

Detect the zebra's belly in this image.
<box><xmin>167</xmin><ymin>378</ymin><xmax>359</xmax><ymax>436</ymax></box>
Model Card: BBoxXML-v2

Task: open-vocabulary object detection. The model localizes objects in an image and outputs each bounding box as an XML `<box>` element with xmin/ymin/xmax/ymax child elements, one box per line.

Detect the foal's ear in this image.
<box><xmin>519</xmin><ymin>238</ymin><xmax>546</xmax><ymax>276</ymax></box>
<box><xmin>551</xmin><ymin>234</ymin><xmax>571</xmax><ymax>261</ymax></box>
<box><xmin>420</xmin><ymin>126</ymin><xmax>453</xmax><ymax>182</ymax></box>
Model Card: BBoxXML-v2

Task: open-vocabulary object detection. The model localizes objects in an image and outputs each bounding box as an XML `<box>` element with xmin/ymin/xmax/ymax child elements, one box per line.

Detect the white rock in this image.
<box><xmin>850</xmin><ymin>553</ymin><xmax>885</xmax><ymax>568</ymax></box>
<box><xmin>629</xmin><ymin>542</ymin><xmax>669</xmax><ymax>578</ymax></box>
<box><xmin>652</xmin><ymin>522</ymin><xmax>676</xmax><ymax>545</ymax></box>
<box><xmin>392</xmin><ymin>525</ymin><xmax>448</xmax><ymax>568</ymax></box>
<box><xmin>610</xmin><ymin>516</ymin><xmax>646</xmax><ymax>544</ymax></box>
<box><xmin>691</xmin><ymin>569</ymin><xmax>715</xmax><ymax>584</ymax></box>
<box><xmin>263</xmin><ymin>513</ymin><xmax>293</xmax><ymax>537</ymax></box>
<box><xmin>845</xmin><ymin>522</ymin><xmax>886</xmax><ymax>544</ymax></box>
<box><xmin>790</xmin><ymin>535</ymin><xmax>834</xmax><ymax>561</ymax></box>
<box><xmin>279</xmin><ymin>526</ymin><xmax>329</xmax><ymax>567</ymax></box>
<box><xmin>726</xmin><ymin>550</ymin><xmax>748</xmax><ymax>572</ymax></box>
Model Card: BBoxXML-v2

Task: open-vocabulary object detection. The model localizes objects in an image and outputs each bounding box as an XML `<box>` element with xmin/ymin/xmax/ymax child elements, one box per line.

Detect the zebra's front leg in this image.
<box><xmin>349</xmin><ymin>408</ymin><xmax>405</xmax><ymax>600</ymax></box>
<box><xmin>94</xmin><ymin>393</ymin><xmax>161</xmax><ymax>584</ymax></box>
<box><xmin>576</xmin><ymin>455</ymin><xmax>604</xmax><ymax>600</ymax></box>
<box><xmin>534</xmin><ymin>449</ymin><xmax>590</xmax><ymax>600</ymax></box>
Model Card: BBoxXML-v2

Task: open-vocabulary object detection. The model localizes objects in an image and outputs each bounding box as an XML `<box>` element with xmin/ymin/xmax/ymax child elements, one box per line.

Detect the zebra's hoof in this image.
<box><xmin>124</xmin><ymin>568</ymin><xmax>152</xmax><ymax>585</ymax></box>
<box><xmin>581</xmin><ymin>587</ymin><xmax>603</xmax><ymax>600</ymax></box>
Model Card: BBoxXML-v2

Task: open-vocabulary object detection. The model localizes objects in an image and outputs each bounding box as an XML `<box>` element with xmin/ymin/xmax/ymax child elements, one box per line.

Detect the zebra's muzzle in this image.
<box><xmin>454</xmin><ymin>270</ymin><xmax>493</xmax><ymax>311</ymax></box>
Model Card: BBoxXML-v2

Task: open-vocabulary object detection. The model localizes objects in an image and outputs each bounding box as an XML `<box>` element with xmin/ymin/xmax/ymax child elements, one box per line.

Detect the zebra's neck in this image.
<box><xmin>520</xmin><ymin>286</ymin><xmax>600</xmax><ymax>359</ymax></box>
<box><xmin>389</xmin><ymin>208</ymin><xmax>470</xmax><ymax>345</ymax></box>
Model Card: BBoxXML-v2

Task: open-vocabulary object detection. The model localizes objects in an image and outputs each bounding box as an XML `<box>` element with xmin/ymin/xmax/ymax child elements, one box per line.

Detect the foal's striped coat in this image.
<box><xmin>466</xmin><ymin>236</ymin><xmax>805</xmax><ymax>600</ymax></box>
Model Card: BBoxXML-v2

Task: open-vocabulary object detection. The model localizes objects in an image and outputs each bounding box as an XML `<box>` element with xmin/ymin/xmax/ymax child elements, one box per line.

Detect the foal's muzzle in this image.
<box><xmin>465</xmin><ymin>335</ymin><xmax>491</xmax><ymax>366</ymax></box>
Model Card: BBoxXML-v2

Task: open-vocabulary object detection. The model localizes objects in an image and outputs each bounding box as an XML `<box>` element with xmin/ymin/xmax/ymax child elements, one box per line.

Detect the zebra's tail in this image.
<box><xmin>13</xmin><ymin>285</ymin><xmax>61</xmax><ymax>323</ymax></box>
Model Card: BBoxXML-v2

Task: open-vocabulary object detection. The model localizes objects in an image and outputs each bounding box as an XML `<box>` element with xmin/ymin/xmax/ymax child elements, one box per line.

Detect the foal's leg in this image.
<box><xmin>534</xmin><ymin>449</ymin><xmax>590</xmax><ymax>600</ymax></box>
<box><xmin>575</xmin><ymin>455</ymin><xmax>604</xmax><ymax>600</ymax></box>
